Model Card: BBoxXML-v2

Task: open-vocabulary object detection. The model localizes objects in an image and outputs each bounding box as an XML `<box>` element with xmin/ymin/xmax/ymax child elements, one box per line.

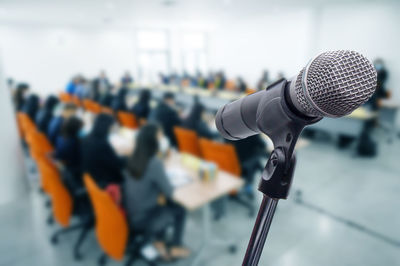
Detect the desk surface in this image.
<box><xmin>109</xmin><ymin>128</ymin><xmax>244</xmax><ymax>211</ymax></box>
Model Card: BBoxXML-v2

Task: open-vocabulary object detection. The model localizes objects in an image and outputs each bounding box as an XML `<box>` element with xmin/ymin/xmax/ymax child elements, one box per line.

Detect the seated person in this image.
<box><xmin>81</xmin><ymin>114</ymin><xmax>124</xmax><ymax>188</ymax></box>
<box><xmin>22</xmin><ymin>94</ymin><xmax>40</xmax><ymax>121</ymax></box>
<box><xmin>149</xmin><ymin>92</ymin><xmax>181</xmax><ymax>147</ymax></box>
<box><xmin>123</xmin><ymin>124</ymin><xmax>190</xmax><ymax>261</ymax></box>
<box><xmin>53</xmin><ymin>117</ymin><xmax>83</xmax><ymax>191</ymax></box>
<box><xmin>182</xmin><ymin>101</ymin><xmax>217</xmax><ymax>139</ymax></box>
<box><xmin>111</xmin><ymin>87</ymin><xmax>128</xmax><ymax>112</ymax></box>
<box><xmin>35</xmin><ymin>95</ymin><xmax>59</xmax><ymax>133</ymax></box>
<box><xmin>131</xmin><ymin>89</ymin><xmax>152</xmax><ymax>119</ymax></box>
<box><xmin>13</xmin><ymin>83</ymin><xmax>29</xmax><ymax>111</ymax></box>
<box><xmin>47</xmin><ymin>103</ymin><xmax>77</xmax><ymax>145</ymax></box>
<box><xmin>228</xmin><ymin>135</ymin><xmax>267</xmax><ymax>198</ymax></box>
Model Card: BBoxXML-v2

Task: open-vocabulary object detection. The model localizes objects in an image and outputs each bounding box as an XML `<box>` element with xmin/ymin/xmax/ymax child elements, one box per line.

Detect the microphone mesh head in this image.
<box><xmin>294</xmin><ymin>50</ymin><xmax>377</xmax><ymax>117</ymax></box>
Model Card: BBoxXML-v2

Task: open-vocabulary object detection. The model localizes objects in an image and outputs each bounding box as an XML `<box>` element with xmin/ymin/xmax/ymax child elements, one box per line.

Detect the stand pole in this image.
<box><xmin>242</xmin><ymin>196</ymin><xmax>279</xmax><ymax>266</ymax></box>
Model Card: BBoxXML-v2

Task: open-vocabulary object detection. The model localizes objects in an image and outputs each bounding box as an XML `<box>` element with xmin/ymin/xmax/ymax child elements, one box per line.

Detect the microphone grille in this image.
<box><xmin>294</xmin><ymin>50</ymin><xmax>377</xmax><ymax>117</ymax></box>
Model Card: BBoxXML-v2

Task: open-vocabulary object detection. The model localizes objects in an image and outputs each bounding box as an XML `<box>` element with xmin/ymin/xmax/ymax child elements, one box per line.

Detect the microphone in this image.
<box><xmin>215</xmin><ymin>50</ymin><xmax>377</xmax><ymax>141</ymax></box>
<box><xmin>215</xmin><ymin>50</ymin><xmax>377</xmax><ymax>266</ymax></box>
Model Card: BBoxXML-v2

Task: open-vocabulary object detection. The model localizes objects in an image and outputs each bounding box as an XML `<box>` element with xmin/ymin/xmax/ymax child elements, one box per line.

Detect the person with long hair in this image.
<box><xmin>35</xmin><ymin>95</ymin><xmax>59</xmax><ymax>133</ymax></box>
<box><xmin>81</xmin><ymin>114</ymin><xmax>124</xmax><ymax>187</ymax></box>
<box><xmin>54</xmin><ymin>116</ymin><xmax>83</xmax><ymax>190</ymax></box>
<box><xmin>123</xmin><ymin>124</ymin><xmax>190</xmax><ymax>261</ymax></box>
<box><xmin>182</xmin><ymin>99</ymin><xmax>217</xmax><ymax>139</ymax></box>
<box><xmin>131</xmin><ymin>89</ymin><xmax>152</xmax><ymax>119</ymax></box>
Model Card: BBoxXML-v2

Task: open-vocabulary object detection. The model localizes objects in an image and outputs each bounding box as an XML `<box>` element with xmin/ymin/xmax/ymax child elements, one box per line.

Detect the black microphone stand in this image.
<box><xmin>241</xmin><ymin>79</ymin><xmax>321</xmax><ymax>266</ymax></box>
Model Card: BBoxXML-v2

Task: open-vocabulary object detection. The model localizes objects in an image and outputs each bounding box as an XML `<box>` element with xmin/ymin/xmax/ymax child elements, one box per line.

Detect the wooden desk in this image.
<box><xmin>109</xmin><ymin>127</ymin><xmax>243</xmax><ymax>265</ymax></box>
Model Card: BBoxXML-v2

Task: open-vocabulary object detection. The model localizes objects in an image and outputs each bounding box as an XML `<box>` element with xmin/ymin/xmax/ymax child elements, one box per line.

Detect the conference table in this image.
<box><xmin>107</xmin><ymin>126</ymin><xmax>244</xmax><ymax>266</ymax></box>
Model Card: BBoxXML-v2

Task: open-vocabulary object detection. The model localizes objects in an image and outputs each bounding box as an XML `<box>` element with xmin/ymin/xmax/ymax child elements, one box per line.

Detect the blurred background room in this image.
<box><xmin>0</xmin><ymin>0</ymin><xmax>399</xmax><ymax>265</ymax></box>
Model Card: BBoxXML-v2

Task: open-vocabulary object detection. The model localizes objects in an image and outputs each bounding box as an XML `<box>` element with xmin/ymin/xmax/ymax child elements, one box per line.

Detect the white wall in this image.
<box><xmin>0</xmin><ymin>25</ymin><xmax>135</xmax><ymax>96</ymax></box>
<box><xmin>0</xmin><ymin>2</ymin><xmax>399</xmax><ymax>100</ymax></box>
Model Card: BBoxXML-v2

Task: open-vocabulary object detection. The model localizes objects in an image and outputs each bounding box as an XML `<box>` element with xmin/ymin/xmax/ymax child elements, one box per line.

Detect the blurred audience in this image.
<box><xmin>81</xmin><ymin>114</ymin><xmax>124</xmax><ymax>188</ymax></box>
<box><xmin>54</xmin><ymin>116</ymin><xmax>84</xmax><ymax>190</ymax></box>
<box><xmin>149</xmin><ymin>92</ymin><xmax>182</xmax><ymax>147</ymax></box>
<box><xmin>47</xmin><ymin>103</ymin><xmax>77</xmax><ymax>145</ymax></box>
<box><xmin>132</xmin><ymin>89</ymin><xmax>152</xmax><ymax>119</ymax></box>
<box><xmin>236</xmin><ymin>77</ymin><xmax>247</xmax><ymax>92</ymax></box>
<box><xmin>124</xmin><ymin>124</ymin><xmax>189</xmax><ymax>261</ymax></box>
<box><xmin>22</xmin><ymin>94</ymin><xmax>40</xmax><ymax>121</ymax></box>
<box><xmin>35</xmin><ymin>95</ymin><xmax>59</xmax><ymax>133</ymax></box>
<box><xmin>121</xmin><ymin>71</ymin><xmax>134</xmax><ymax>86</ymax></box>
<box><xmin>111</xmin><ymin>87</ymin><xmax>128</xmax><ymax>112</ymax></box>
<box><xmin>13</xmin><ymin>83</ymin><xmax>29</xmax><ymax>111</ymax></box>
<box><xmin>92</xmin><ymin>70</ymin><xmax>111</xmax><ymax>100</ymax></box>
<box><xmin>367</xmin><ymin>58</ymin><xmax>390</xmax><ymax>110</ymax></box>
<box><xmin>182</xmin><ymin>99</ymin><xmax>217</xmax><ymax>139</ymax></box>
<box><xmin>257</xmin><ymin>70</ymin><xmax>270</xmax><ymax>90</ymax></box>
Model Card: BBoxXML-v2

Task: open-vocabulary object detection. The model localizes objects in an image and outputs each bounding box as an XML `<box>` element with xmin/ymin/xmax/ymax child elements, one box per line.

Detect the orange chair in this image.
<box><xmin>199</xmin><ymin>138</ymin><xmax>254</xmax><ymax>216</ymax></box>
<box><xmin>84</xmin><ymin>174</ymin><xmax>128</xmax><ymax>262</ymax></box>
<box><xmin>38</xmin><ymin>158</ymin><xmax>73</xmax><ymax>227</ymax></box>
<box><xmin>246</xmin><ymin>88</ymin><xmax>257</xmax><ymax>95</ymax></box>
<box><xmin>117</xmin><ymin>111</ymin><xmax>139</xmax><ymax>129</ymax></box>
<box><xmin>174</xmin><ymin>127</ymin><xmax>202</xmax><ymax>157</ymax></box>
<box><xmin>71</xmin><ymin>95</ymin><xmax>81</xmax><ymax>107</ymax></box>
<box><xmin>84</xmin><ymin>174</ymin><xmax>156</xmax><ymax>265</ymax></box>
<box><xmin>41</xmin><ymin>160</ymin><xmax>94</xmax><ymax>260</ymax></box>
<box><xmin>59</xmin><ymin>92</ymin><xmax>73</xmax><ymax>103</ymax></box>
<box><xmin>17</xmin><ymin>112</ymin><xmax>36</xmax><ymax>140</ymax></box>
<box><xmin>83</xmin><ymin>99</ymin><xmax>102</xmax><ymax>114</ymax></box>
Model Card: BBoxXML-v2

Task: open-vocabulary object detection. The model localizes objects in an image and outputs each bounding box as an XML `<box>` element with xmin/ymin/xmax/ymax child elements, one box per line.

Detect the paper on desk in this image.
<box><xmin>167</xmin><ymin>167</ymin><xmax>192</xmax><ymax>188</ymax></box>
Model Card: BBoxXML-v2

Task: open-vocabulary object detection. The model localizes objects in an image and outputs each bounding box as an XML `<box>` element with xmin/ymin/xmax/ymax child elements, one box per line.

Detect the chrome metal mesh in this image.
<box><xmin>295</xmin><ymin>50</ymin><xmax>377</xmax><ymax>117</ymax></box>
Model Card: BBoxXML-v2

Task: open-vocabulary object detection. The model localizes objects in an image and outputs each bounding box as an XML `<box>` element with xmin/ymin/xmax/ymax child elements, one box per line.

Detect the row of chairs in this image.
<box><xmin>174</xmin><ymin>127</ymin><xmax>254</xmax><ymax>216</ymax></box>
<box><xmin>59</xmin><ymin>92</ymin><xmax>142</xmax><ymax>129</ymax></box>
<box><xmin>17</xmin><ymin>103</ymin><xmax>154</xmax><ymax>265</ymax></box>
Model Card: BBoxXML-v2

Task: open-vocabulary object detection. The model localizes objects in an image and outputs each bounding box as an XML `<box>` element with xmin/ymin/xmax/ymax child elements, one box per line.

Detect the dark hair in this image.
<box><xmin>163</xmin><ymin>92</ymin><xmax>174</xmax><ymax>101</ymax></box>
<box><xmin>184</xmin><ymin>102</ymin><xmax>204</xmax><ymax>130</ymax></box>
<box><xmin>14</xmin><ymin>83</ymin><xmax>29</xmax><ymax>110</ymax></box>
<box><xmin>61</xmin><ymin>117</ymin><xmax>83</xmax><ymax>139</ymax></box>
<box><xmin>127</xmin><ymin>124</ymin><xmax>159</xmax><ymax>178</ymax></box>
<box><xmin>44</xmin><ymin>95</ymin><xmax>59</xmax><ymax>112</ymax></box>
<box><xmin>23</xmin><ymin>94</ymin><xmax>40</xmax><ymax>120</ymax></box>
<box><xmin>90</xmin><ymin>114</ymin><xmax>114</xmax><ymax>139</ymax></box>
<box><xmin>138</xmin><ymin>89</ymin><xmax>151</xmax><ymax>104</ymax></box>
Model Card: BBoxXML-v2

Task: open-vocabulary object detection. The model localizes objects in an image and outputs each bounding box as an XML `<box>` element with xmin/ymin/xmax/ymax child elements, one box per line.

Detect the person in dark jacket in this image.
<box><xmin>228</xmin><ymin>135</ymin><xmax>267</xmax><ymax>198</ymax></box>
<box><xmin>92</xmin><ymin>71</ymin><xmax>111</xmax><ymax>101</ymax></box>
<box><xmin>111</xmin><ymin>87</ymin><xmax>128</xmax><ymax>111</ymax></box>
<box><xmin>35</xmin><ymin>95</ymin><xmax>59</xmax><ymax>133</ymax></box>
<box><xmin>121</xmin><ymin>71</ymin><xmax>133</xmax><ymax>86</ymax></box>
<box><xmin>149</xmin><ymin>92</ymin><xmax>181</xmax><ymax>147</ymax></box>
<box><xmin>81</xmin><ymin>114</ymin><xmax>124</xmax><ymax>188</ymax></box>
<box><xmin>47</xmin><ymin>103</ymin><xmax>77</xmax><ymax>144</ymax></box>
<box><xmin>182</xmin><ymin>100</ymin><xmax>217</xmax><ymax>139</ymax></box>
<box><xmin>123</xmin><ymin>124</ymin><xmax>189</xmax><ymax>261</ymax></box>
<box><xmin>22</xmin><ymin>94</ymin><xmax>40</xmax><ymax>121</ymax></box>
<box><xmin>54</xmin><ymin>117</ymin><xmax>83</xmax><ymax>190</ymax></box>
<box><xmin>13</xmin><ymin>83</ymin><xmax>29</xmax><ymax>111</ymax></box>
<box><xmin>131</xmin><ymin>89</ymin><xmax>152</xmax><ymax>119</ymax></box>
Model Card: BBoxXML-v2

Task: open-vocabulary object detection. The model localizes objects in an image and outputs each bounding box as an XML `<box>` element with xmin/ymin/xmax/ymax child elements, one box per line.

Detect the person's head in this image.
<box><xmin>16</xmin><ymin>83</ymin><xmax>29</xmax><ymax>96</ymax></box>
<box><xmin>163</xmin><ymin>92</ymin><xmax>175</xmax><ymax>106</ymax></box>
<box><xmin>72</xmin><ymin>75</ymin><xmax>81</xmax><ymax>84</ymax></box>
<box><xmin>124</xmin><ymin>71</ymin><xmax>130</xmax><ymax>77</ymax></box>
<box><xmin>374</xmin><ymin>58</ymin><xmax>385</xmax><ymax>70</ymax></box>
<box><xmin>90</xmin><ymin>113</ymin><xmax>114</xmax><ymax>139</ymax></box>
<box><xmin>61</xmin><ymin>117</ymin><xmax>83</xmax><ymax>139</ymax></box>
<box><xmin>262</xmin><ymin>70</ymin><xmax>269</xmax><ymax>80</ymax></box>
<box><xmin>138</xmin><ymin>89</ymin><xmax>151</xmax><ymax>105</ymax></box>
<box><xmin>61</xmin><ymin>103</ymin><xmax>77</xmax><ymax>119</ymax></box>
<box><xmin>99</xmin><ymin>70</ymin><xmax>106</xmax><ymax>79</ymax></box>
<box><xmin>44</xmin><ymin>95</ymin><xmax>59</xmax><ymax>112</ymax></box>
<box><xmin>127</xmin><ymin>124</ymin><xmax>160</xmax><ymax>178</ymax></box>
<box><xmin>186</xmin><ymin>102</ymin><xmax>205</xmax><ymax>128</ymax></box>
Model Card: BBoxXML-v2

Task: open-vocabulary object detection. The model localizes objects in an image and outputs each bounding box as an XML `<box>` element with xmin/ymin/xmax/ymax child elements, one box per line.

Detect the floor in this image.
<box><xmin>0</xmin><ymin>136</ymin><xmax>399</xmax><ymax>266</ymax></box>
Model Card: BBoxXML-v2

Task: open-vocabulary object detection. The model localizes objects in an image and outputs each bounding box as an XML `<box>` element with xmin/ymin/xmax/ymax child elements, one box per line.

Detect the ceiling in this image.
<box><xmin>0</xmin><ymin>0</ymin><xmax>394</xmax><ymax>28</ymax></box>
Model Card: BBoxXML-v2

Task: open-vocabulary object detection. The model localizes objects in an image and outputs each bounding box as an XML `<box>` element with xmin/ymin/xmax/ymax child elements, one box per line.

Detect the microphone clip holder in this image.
<box><xmin>242</xmin><ymin>80</ymin><xmax>321</xmax><ymax>266</ymax></box>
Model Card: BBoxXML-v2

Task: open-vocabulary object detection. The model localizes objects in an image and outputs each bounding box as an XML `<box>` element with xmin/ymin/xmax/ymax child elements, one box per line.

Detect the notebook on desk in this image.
<box><xmin>166</xmin><ymin>167</ymin><xmax>192</xmax><ymax>188</ymax></box>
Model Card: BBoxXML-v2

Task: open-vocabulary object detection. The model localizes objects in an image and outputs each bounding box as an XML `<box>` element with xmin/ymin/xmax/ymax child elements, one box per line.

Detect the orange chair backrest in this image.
<box><xmin>84</xmin><ymin>174</ymin><xmax>128</xmax><ymax>261</ymax></box>
<box><xmin>71</xmin><ymin>95</ymin><xmax>81</xmax><ymax>107</ymax></box>
<box><xmin>199</xmin><ymin>138</ymin><xmax>241</xmax><ymax>176</ymax></box>
<box><xmin>174</xmin><ymin>127</ymin><xmax>202</xmax><ymax>157</ymax></box>
<box><xmin>83</xmin><ymin>99</ymin><xmax>102</xmax><ymax>114</ymax></box>
<box><xmin>59</xmin><ymin>92</ymin><xmax>73</xmax><ymax>103</ymax></box>
<box><xmin>18</xmin><ymin>112</ymin><xmax>36</xmax><ymax>139</ymax></box>
<box><xmin>117</xmin><ymin>111</ymin><xmax>138</xmax><ymax>129</ymax></box>
<box><xmin>225</xmin><ymin>80</ymin><xmax>236</xmax><ymax>91</ymax></box>
<box><xmin>38</xmin><ymin>158</ymin><xmax>73</xmax><ymax>227</ymax></box>
<box><xmin>246</xmin><ymin>88</ymin><xmax>256</xmax><ymax>95</ymax></box>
